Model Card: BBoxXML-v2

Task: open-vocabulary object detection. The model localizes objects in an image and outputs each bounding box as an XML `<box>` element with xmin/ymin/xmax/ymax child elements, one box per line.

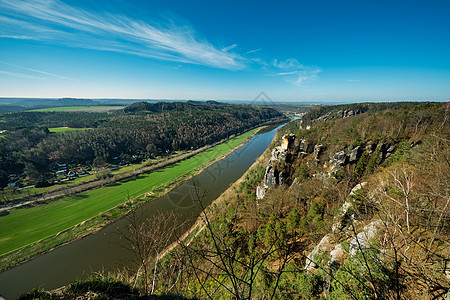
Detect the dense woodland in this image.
<box><xmin>0</xmin><ymin>101</ymin><xmax>287</xmax><ymax>187</ymax></box>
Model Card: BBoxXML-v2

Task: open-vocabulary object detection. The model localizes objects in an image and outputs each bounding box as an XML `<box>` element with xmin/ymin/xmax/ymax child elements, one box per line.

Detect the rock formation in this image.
<box><xmin>349</xmin><ymin>220</ymin><xmax>384</xmax><ymax>256</ymax></box>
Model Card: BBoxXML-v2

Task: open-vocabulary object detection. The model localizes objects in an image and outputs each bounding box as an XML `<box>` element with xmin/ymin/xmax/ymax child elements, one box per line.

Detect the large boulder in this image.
<box><xmin>349</xmin><ymin>146</ymin><xmax>361</xmax><ymax>163</ymax></box>
<box><xmin>330</xmin><ymin>150</ymin><xmax>348</xmax><ymax>172</ymax></box>
<box><xmin>349</xmin><ymin>220</ymin><xmax>384</xmax><ymax>256</ymax></box>
<box><xmin>349</xmin><ymin>182</ymin><xmax>367</xmax><ymax>197</ymax></box>
<box><xmin>332</xmin><ymin>182</ymin><xmax>367</xmax><ymax>233</ymax></box>
<box><xmin>330</xmin><ymin>244</ymin><xmax>345</xmax><ymax>266</ymax></box>
<box><xmin>256</xmin><ymin>185</ymin><xmax>266</xmax><ymax>200</ymax></box>
<box><xmin>305</xmin><ymin>234</ymin><xmax>333</xmax><ymax>271</ymax></box>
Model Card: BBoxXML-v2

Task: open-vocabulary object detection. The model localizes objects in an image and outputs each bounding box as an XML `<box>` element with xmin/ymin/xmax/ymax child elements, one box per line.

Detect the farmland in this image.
<box><xmin>0</xmin><ymin>128</ymin><xmax>257</xmax><ymax>257</ymax></box>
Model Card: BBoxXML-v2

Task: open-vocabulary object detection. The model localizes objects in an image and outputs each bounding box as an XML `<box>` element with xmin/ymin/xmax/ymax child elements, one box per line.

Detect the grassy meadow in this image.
<box><xmin>49</xmin><ymin>127</ymin><xmax>90</xmax><ymax>133</ymax></box>
<box><xmin>0</xmin><ymin>129</ymin><xmax>257</xmax><ymax>256</ymax></box>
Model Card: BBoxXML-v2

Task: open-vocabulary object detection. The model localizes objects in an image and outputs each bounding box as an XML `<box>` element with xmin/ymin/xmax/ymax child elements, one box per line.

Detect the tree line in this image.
<box><xmin>0</xmin><ymin>101</ymin><xmax>287</xmax><ymax>187</ymax></box>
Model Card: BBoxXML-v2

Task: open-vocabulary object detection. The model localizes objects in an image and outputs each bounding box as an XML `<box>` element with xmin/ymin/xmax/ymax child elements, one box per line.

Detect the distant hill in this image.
<box><xmin>0</xmin><ymin>105</ymin><xmax>27</xmax><ymax>113</ymax></box>
<box><xmin>123</xmin><ymin>101</ymin><xmax>227</xmax><ymax>113</ymax></box>
<box><xmin>17</xmin><ymin>98</ymin><xmax>99</xmax><ymax>107</ymax></box>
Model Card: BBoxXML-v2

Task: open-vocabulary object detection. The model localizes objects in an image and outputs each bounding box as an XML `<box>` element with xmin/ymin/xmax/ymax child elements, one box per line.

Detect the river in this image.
<box><xmin>0</xmin><ymin>124</ymin><xmax>283</xmax><ymax>299</ymax></box>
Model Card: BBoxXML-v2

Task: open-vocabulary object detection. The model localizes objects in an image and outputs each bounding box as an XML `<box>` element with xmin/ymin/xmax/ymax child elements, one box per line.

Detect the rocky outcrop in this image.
<box><xmin>365</xmin><ymin>141</ymin><xmax>376</xmax><ymax>154</ymax></box>
<box><xmin>385</xmin><ymin>144</ymin><xmax>396</xmax><ymax>159</ymax></box>
<box><xmin>270</xmin><ymin>148</ymin><xmax>287</xmax><ymax>162</ymax></box>
<box><xmin>258</xmin><ymin>134</ymin><xmax>301</xmax><ymax>199</ymax></box>
<box><xmin>298</xmin><ymin>139</ymin><xmax>312</xmax><ymax>153</ymax></box>
<box><xmin>349</xmin><ymin>146</ymin><xmax>361</xmax><ymax>163</ymax></box>
<box><xmin>264</xmin><ymin>165</ymin><xmax>280</xmax><ymax>188</ymax></box>
<box><xmin>258</xmin><ymin>130</ymin><xmax>420</xmax><ymax>200</ymax></box>
<box><xmin>332</xmin><ymin>182</ymin><xmax>366</xmax><ymax>233</ymax></box>
<box><xmin>280</xmin><ymin>133</ymin><xmax>295</xmax><ymax>151</ymax></box>
<box><xmin>330</xmin><ymin>244</ymin><xmax>345</xmax><ymax>265</ymax></box>
<box><xmin>349</xmin><ymin>220</ymin><xmax>384</xmax><ymax>256</ymax></box>
<box><xmin>314</xmin><ymin>172</ymin><xmax>327</xmax><ymax>180</ymax></box>
<box><xmin>314</xmin><ymin>144</ymin><xmax>323</xmax><ymax>161</ymax></box>
<box><xmin>327</xmin><ymin>139</ymin><xmax>420</xmax><ymax>174</ymax></box>
<box><xmin>256</xmin><ymin>185</ymin><xmax>266</xmax><ymax>200</ymax></box>
<box><xmin>349</xmin><ymin>182</ymin><xmax>367</xmax><ymax>197</ymax></box>
<box><xmin>305</xmin><ymin>219</ymin><xmax>384</xmax><ymax>273</ymax></box>
<box><xmin>331</xmin><ymin>201</ymin><xmax>354</xmax><ymax>233</ymax></box>
<box><xmin>313</xmin><ymin>108</ymin><xmax>366</xmax><ymax>123</ymax></box>
<box><xmin>330</xmin><ymin>150</ymin><xmax>348</xmax><ymax>172</ymax></box>
<box><xmin>339</xmin><ymin>108</ymin><xmax>364</xmax><ymax>118</ymax></box>
<box><xmin>305</xmin><ymin>234</ymin><xmax>333</xmax><ymax>271</ymax></box>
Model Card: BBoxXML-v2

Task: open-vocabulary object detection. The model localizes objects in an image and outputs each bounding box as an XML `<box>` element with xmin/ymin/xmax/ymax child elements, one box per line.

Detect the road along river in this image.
<box><xmin>0</xmin><ymin>124</ymin><xmax>283</xmax><ymax>299</ymax></box>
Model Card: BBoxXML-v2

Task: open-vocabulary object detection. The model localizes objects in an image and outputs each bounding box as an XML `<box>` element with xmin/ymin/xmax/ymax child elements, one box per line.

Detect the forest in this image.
<box><xmin>0</xmin><ymin>101</ymin><xmax>287</xmax><ymax>187</ymax></box>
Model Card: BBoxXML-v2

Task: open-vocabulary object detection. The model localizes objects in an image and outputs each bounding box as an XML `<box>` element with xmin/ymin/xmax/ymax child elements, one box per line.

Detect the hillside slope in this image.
<box><xmin>154</xmin><ymin>102</ymin><xmax>449</xmax><ymax>299</ymax></box>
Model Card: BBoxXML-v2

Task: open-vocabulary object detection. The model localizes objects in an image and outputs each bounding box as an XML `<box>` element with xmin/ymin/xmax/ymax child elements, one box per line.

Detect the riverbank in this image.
<box><xmin>159</xmin><ymin>124</ymin><xmax>282</xmax><ymax>262</ymax></box>
<box><xmin>0</xmin><ymin>127</ymin><xmax>263</xmax><ymax>272</ymax></box>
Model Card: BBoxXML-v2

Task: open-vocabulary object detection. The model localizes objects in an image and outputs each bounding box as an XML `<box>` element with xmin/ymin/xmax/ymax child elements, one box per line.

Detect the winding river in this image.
<box><xmin>0</xmin><ymin>124</ymin><xmax>283</xmax><ymax>299</ymax></box>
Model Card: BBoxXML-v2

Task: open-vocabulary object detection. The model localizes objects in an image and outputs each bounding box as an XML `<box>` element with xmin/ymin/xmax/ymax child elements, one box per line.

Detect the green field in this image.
<box><xmin>49</xmin><ymin>127</ymin><xmax>90</xmax><ymax>133</ymax></box>
<box><xmin>0</xmin><ymin>129</ymin><xmax>256</xmax><ymax>256</ymax></box>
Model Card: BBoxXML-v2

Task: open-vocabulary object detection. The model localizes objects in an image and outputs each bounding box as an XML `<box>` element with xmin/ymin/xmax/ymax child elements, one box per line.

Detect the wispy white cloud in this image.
<box><xmin>272</xmin><ymin>71</ymin><xmax>299</xmax><ymax>76</ymax></box>
<box><xmin>246</xmin><ymin>48</ymin><xmax>262</xmax><ymax>54</ymax></box>
<box><xmin>21</xmin><ymin>66</ymin><xmax>79</xmax><ymax>81</ymax></box>
<box><xmin>270</xmin><ymin>58</ymin><xmax>321</xmax><ymax>86</ymax></box>
<box><xmin>0</xmin><ymin>70</ymin><xmax>43</xmax><ymax>79</ymax></box>
<box><xmin>290</xmin><ymin>69</ymin><xmax>321</xmax><ymax>86</ymax></box>
<box><xmin>0</xmin><ymin>61</ymin><xmax>79</xmax><ymax>81</ymax></box>
<box><xmin>0</xmin><ymin>34</ymin><xmax>35</xmax><ymax>39</ymax></box>
<box><xmin>0</xmin><ymin>0</ymin><xmax>245</xmax><ymax>70</ymax></box>
<box><xmin>221</xmin><ymin>44</ymin><xmax>237</xmax><ymax>52</ymax></box>
<box><xmin>273</xmin><ymin>58</ymin><xmax>305</xmax><ymax>69</ymax></box>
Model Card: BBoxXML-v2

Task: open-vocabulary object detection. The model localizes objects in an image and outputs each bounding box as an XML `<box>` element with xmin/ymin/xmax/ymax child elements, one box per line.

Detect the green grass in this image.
<box><xmin>0</xmin><ymin>129</ymin><xmax>257</xmax><ymax>256</ymax></box>
<box><xmin>29</xmin><ymin>106</ymin><xmax>106</xmax><ymax>112</ymax></box>
<box><xmin>48</xmin><ymin>127</ymin><xmax>90</xmax><ymax>133</ymax></box>
<box><xmin>0</xmin><ymin>152</ymin><xmax>186</xmax><ymax>202</ymax></box>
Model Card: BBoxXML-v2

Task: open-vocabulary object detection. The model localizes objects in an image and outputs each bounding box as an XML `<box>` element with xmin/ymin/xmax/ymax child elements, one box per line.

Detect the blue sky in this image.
<box><xmin>0</xmin><ymin>0</ymin><xmax>449</xmax><ymax>102</ymax></box>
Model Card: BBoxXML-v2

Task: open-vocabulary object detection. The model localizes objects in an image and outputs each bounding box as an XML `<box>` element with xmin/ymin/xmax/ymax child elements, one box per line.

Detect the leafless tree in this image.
<box><xmin>118</xmin><ymin>209</ymin><xmax>183</xmax><ymax>295</ymax></box>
